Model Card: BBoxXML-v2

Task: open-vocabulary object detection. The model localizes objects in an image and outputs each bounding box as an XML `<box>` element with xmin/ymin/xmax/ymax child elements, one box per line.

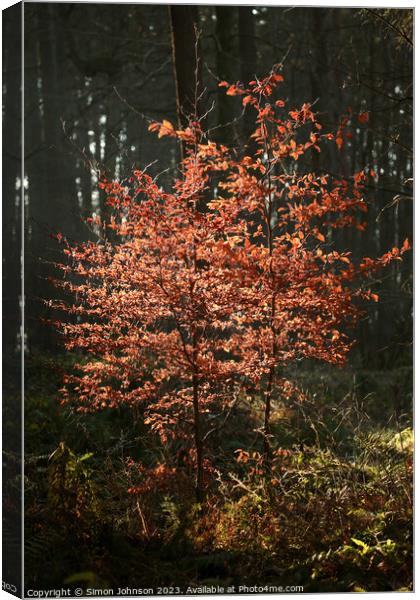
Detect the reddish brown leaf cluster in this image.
<box><xmin>50</xmin><ymin>69</ymin><xmax>410</xmax><ymax>496</ymax></box>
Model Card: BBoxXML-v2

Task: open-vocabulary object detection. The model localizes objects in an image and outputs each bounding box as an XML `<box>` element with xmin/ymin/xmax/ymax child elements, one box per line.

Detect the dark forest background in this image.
<box><xmin>3</xmin><ymin>3</ymin><xmax>413</xmax><ymax>366</ymax></box>
<box><xmin>2</xmin><ymin>3</ymin><xmax>413</xmax><ymax>594</ymax></box>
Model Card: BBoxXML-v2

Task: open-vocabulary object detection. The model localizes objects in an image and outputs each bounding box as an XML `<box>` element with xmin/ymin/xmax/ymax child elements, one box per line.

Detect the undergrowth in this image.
<box><xmin>22</xmin><ymin>352</ymin><xmax>413</xmax><ymax>592</ymax></box>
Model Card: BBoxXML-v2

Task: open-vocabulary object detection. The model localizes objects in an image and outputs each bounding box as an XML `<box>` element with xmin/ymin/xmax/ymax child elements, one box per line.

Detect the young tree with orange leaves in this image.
<box><xmin>52</xmin><ymin>122</ymin><xmax>249</xmax><ymax>502</ymax></box>
<box><xmin>50</xmin><ymin>67</ymin><xmax>410</xmax><ymax>498</ymax></box>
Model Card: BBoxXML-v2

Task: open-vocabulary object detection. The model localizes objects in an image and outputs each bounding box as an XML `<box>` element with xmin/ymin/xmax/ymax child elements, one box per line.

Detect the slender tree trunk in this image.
<box><xmin>263</xmin><ymin>317</ymin><xmax>276</xmax><ymax>469</ymax></box>
<box><xmin>215</xmin><ymin>6</ymin><xmax>236</xmax><ymax>140</ymax></box>
<box><xmin>238</xmin><ymin>7</ymin><xmax>257</xmax><ymax>147</ymax></box>
<box><xmin>79</xmin><ymin>120</ymin><xmax>93</xmax><ymax>219</ymax></box>
<box><xmin>192</xmin><ymin>357</ymin><xmax>204</xmax><ymax>504</ymax></box>
<box><xmin>26</xmin><ymin>4</ymin><xmax>79</xmax><ymax>351</ymax></box>
<box><xmin>374</xmin><ymin>41</ymin><xmax>394</xmax><ymax>368</ymax></box>
<box><xmin>358</xmin><ymin>19</ymin><xmax>378</xmax><ymax>365</ymax></box>
<box><xmin>190</xmin><ymin>262</ymin><xmax>204</xmax><ymax>502</ymax></box>
<box><xmin>37</xmin><ymin>4</ymin><xmax>79</xmax><ymax>239</ymax></box>
<box><xmin>262</xmin><ymin>133</ymin><xmax>276</xmax><ymax>472</ymax></box>
<box><xmin>190</xmin><ymin>201</ymin><xmax>204</xmax><ymax>503</ymax></box>
<box><xmin>309</xmin><ymin>9</ymin><xmax>326</xmax><ymax>175</ymax></box>
<box><xmin>168</xmin><ymin>5</ymin><xmax>200</xmax><ymax>135</ymax></box>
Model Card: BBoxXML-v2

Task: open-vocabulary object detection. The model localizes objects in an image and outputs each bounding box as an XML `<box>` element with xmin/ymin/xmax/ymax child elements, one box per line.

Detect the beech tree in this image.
<box><xmin>51</xmin><ymin>122</ymin><xmax>246</xmax><ymax>502</ymax></box>
<box><xmin>50</xmin><ymin>68</ymin><xmax>410</xmax><ymax>499</ymax></box>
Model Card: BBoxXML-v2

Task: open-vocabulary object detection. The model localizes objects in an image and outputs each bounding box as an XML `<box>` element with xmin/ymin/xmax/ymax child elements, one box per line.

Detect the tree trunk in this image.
<box><xmin>191</xmin><ymin>223</ymin><xmax>204</xmax><ymax>503</ymax></box>
<box><xmin>262</xmin><ymin>137</ymin><xmax>276</xmax><ymax>473</ymax></box>
<box><xmin>168</xmin><ymin>5</ymin><xmax>200</xmax><ymax>134</ymax></box>
<box><xmin>192</xmin><ymin>364</ymin><xmax>204</xmax><ymax>504</ymax></box>
<box><xmin>263</xmin><ymin>353</ymin><xmax>275</xmax><ymax>469</ymax></box>
<box><xmin>25</xmin><ymin>4</ymin><xmax>80</xmax><ymax>351</ymax></box>
<box><xmin>215</xmin><ymin>6</ymin><xmax>237</xmax><ymax>140</ymax></box>
<box><xmin>239</xmin><ymin>7</ymin><xmax>257</xmax><ymax>143</ymax></box>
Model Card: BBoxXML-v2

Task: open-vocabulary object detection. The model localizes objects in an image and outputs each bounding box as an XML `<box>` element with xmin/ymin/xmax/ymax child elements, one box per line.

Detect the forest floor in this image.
<box><xmin>10</xmin><ymin>352</ymin><xmax>413</xmax><ymax>593</ymax></box>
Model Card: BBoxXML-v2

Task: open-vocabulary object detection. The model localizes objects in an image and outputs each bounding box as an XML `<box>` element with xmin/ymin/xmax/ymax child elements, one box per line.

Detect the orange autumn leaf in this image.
<box><xmin>242</xmin><ymin>95</ymin><xmax>254</xmax><ymax>106</ymax></box>
<box><xmin>148</xmin><ymin>119</ymin><xmax>175</xmax><ymax>138</ymax></box>
<box><xmin>159</xmin><ymin>119</ymin><xmax>175</xmax><ymax>137</ymax></box>
<box><xmin>402</xmin><ymin>238</ymin><xmax>411</xmax><ymax>252</ymax></box>
<box><xmin>226</xmin><ymin>85</ymin><xmax>241</xmax><ymax>96</ymax></box>
<box><xmin>358</xmin><ymin>111</ymin><xmax>370</xmax><ymax>124</ymax></box>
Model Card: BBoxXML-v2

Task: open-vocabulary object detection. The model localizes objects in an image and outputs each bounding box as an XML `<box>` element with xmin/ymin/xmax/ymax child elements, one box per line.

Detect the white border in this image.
<box><xmin>0</xmin><ymin>2</ymin><xmax>415</xmax><ymax>600</ymax></box>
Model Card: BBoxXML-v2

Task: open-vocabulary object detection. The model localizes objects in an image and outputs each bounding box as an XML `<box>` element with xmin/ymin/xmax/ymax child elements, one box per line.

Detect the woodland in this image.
<box><xmin>2</xmin><ymin>3</ymin><xmax>413</xmax><ymax>594</ymax></box>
